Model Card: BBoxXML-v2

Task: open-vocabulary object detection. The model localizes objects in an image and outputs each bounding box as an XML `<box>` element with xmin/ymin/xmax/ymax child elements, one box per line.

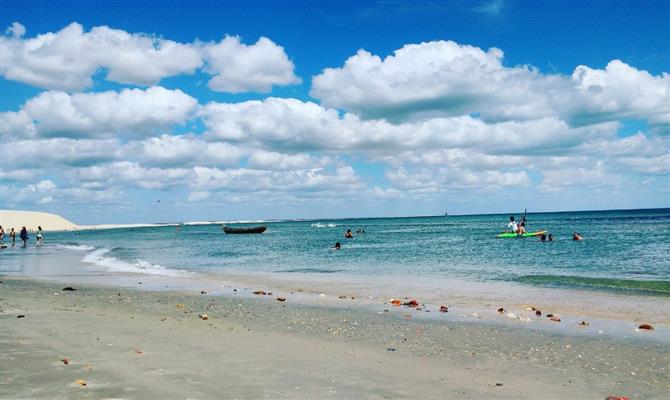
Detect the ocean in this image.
<box><xmin>2</xmin><ymin>208</ymin><xmax>668</xmax><ymax>296</ymax></box>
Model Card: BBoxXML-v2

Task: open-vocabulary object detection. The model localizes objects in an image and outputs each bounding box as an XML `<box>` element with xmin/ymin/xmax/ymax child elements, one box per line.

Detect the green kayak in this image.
<box><xmin>496</xmin><ymin>230</ymin><xmax>547</xmax><ymax>238</ymax></box>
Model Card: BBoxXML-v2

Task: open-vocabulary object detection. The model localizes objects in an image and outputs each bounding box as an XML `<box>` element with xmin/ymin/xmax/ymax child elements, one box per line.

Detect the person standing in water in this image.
<box><xmin>0</xmin><ymin>226</ymin><xmax>4</xmax><ymax>244</ymax></box>
<box><xmin>9</xmin><ymin>228</ymin><xmax>16</xmax><ymax>246</ymax></box>
<box><xmin>19</xmin><ymin>227</ymin><xmax>28</xmax><ymax>247</ymax></box>
<box><xmin>36</xmin><ymin>226</ymin><xmax>44</xmax><ymax>245</ymax></box>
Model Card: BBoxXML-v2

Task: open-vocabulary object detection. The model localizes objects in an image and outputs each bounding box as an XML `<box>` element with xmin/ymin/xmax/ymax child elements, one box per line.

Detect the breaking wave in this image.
<box><xmin>311</xmin><ymin>223</ymin><xmax>337</xmax><ymax>228</ymax></box>
<box><xmin>81</xmin><ymin>248</ymin><xmax>190</xmax><ymax>277</ymax></box>
<box><xmin>55</xmin><ymin>243</ymin><xmax>96</xmax><ymax>251</ymax></box>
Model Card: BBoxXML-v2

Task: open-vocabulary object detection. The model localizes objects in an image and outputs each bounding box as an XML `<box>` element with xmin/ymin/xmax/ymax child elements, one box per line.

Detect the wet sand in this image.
<box><xmin>1</xmin><ymin>277</ymin><xmax>668</xmax><ymax>399</ymax></box>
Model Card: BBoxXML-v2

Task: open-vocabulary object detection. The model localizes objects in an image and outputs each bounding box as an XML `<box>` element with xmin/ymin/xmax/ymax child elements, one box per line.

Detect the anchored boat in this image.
<box><xmin>223</xmin><ymin>226</ymin><xmax>267</xmax><ymax>234</ymax></box>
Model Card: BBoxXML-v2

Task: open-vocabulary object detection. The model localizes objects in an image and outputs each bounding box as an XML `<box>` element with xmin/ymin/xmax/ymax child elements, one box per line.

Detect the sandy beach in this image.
<box><xmin>1</xmin><ymin>277</ymin><xmax>668</xmax><ymax>399</ymax></box>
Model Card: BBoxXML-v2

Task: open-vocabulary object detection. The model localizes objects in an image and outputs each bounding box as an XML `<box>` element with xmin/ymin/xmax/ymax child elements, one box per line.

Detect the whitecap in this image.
<box><xmin>311</xmin><ymin>223</ymin><xmax>337</xmax><ymax>228</ymax></box>
<box><xmin>55</xmin><ymin>244</ymin><xmax>96</xmax><ymax>251</ymax></box>
<box><xmin>81</xmin><ymin>248</ymin><xmax>190</xmax><ymax>277</ymax></box>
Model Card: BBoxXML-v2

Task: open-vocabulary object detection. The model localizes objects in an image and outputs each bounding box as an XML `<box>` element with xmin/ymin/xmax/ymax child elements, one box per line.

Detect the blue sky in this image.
<box><xmin>1</xmin><ymin>0</ymin><xmax>669</xmax><ymax>223</ymax></box>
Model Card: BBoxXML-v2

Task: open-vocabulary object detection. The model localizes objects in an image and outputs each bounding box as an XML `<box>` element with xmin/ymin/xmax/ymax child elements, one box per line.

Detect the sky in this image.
<box><xmin>1</xmin><ymin>0</ymin><xmax>669</xmax><ymax>224</ymax></box>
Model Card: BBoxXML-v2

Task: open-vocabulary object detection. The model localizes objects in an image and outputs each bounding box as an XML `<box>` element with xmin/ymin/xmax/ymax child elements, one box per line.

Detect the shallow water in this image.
<box><xmin>1</xmin><ymin>208</ymin><xmax>669</xmax><ymax>296</ymax></box>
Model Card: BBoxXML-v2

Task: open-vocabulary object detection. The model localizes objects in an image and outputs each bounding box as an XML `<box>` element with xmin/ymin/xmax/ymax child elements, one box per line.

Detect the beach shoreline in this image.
<box><xmin>6</xmin><ymin>246</ymin><xmax>669</xmax><ymax>338</ymax></box>
<box><xmin>1</xmin><ymin>276</ymin><xmax>668</xmax><ymax>399</ymax></box>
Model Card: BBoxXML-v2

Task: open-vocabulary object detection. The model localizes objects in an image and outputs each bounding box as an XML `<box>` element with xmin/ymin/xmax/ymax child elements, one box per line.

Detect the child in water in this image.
<box><xmin>36</xmin><ymin>226</ymin><xmax>44</xmax><ymax>245</ymax></box>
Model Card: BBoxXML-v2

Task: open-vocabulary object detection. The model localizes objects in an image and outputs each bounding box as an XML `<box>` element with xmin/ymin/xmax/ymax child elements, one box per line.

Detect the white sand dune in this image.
<box><xmin>0</xmin><ymin>210</ymin><xmax>79</xmax><ymax>232</ymax></box>
<box><xmin>0</xmin><ymin>209</ymin><xmax>179</xmax><ymax>232</ymax></box>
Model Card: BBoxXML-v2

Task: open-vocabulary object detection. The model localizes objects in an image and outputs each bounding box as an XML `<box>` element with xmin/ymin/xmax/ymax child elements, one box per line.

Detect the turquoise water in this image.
<box><xmin>2</xmin><ymin>208</ymin><xmax>669</xmax><ymax>295</ymax></box>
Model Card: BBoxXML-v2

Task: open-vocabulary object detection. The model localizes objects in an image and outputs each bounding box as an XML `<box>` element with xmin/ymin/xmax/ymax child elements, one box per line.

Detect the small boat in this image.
<box><xmin>496</xmin><ymin>230</ymin><xmax>546</xmax><ymax>238</ymax></box>
<box><xmin>223</xmin><ymin>226</ymin><xmax>267</xmax><ymax>234</ymax></box>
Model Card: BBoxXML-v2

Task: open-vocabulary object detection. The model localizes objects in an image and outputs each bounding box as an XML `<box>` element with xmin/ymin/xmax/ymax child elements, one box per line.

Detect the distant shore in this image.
<box><xmin>1</xmin><ymin>277</ymin><xmax>668</xmax><ymax>399</ymax></box>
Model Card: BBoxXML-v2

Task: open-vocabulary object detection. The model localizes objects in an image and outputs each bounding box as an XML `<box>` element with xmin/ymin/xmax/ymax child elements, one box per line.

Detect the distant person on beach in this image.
<box><xmin>19</xmin><ymin>227</ymin><xmax>28</xmax><ymax>247</ymax></box>
<box><xmin>345</xmin><ymin>229</ymin><xmax>353</xmax><ymax>238</ymax></box>
<box><xmin>333</xmin><ymin>241</ymin><xmax>341</xmax><ymax>250</ymax></box>
<box><xmin>36</xmin><ymin>226</ymin><xmax>44</xmax><ymax>245</ymax></box>
<box><xmin>572</xmin><ymin>232</ymin><xmax>583</xmax><ymax>241</ymax></box>
<box><xmin>9</xmin><ymin>228</ymin><xmax>16</xmax><ymax>246</ymax></box>
<box><xmin>507</xmin><ymin>216</ymin><xmax>517</xmax><ymax>232</ymax></box>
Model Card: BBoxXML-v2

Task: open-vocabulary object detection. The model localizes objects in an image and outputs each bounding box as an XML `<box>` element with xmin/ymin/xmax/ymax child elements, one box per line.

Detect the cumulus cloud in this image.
<box><xmin>203</xmin><ymin>36</ymin><xmax>301</xmax><ymax>93</ymax></box>
<box><xmin>616</xmin><ymin>154</ymin><xmax>670</xmax><ymax>175</ymax></box>
<box><xmin>247</xmin><ymin>150</ymin><xmax>330</xmax><ymax>170</ymax></box>
<box><xmin>192</xmin><ymin>165</ymin><xmax>363</xmax><ymax>193</ymax></box>
<box><xmin>1</xmin><ymin>138</ymin><xmax>120</xmax><ymax>167</ymax></box>
<box><xmin>0</xmin><ymin>23</ymin><xmax>201</xmax><ymax>90</ymax></box>
<box><xmin>539</xmin><ymin>163</ymin><xmax>622</xmax><ymax>192</ymax></box>
<box><xmin>13</xmin><ymin>179</ymin><xmax>122</xmax><ymax>205</ymax></box>
<box><xmin>1</xmin><ymin>32</ymin><xmax>667</xmax><ymax>214</ymax></box>
<box><xmin>1</xmin><ymin>87</ymin><xmax>197</xmax><ymax>139</ymax></box>
<box><xmin>310</xmin><ymin>40</ymin><xmax>669</xmax><ymax>128</ymax></box>
<box><xmin>201</xmin><ymin>97</ymin><xmax>616</xmax><ymax>155</ymax></box>
<box><xmin>386</xmin><ymin>166</ymin><xmax>530</xmax><ymax>191</ymax></box>
<box><xmin>121</xmin><ymin>135</ymin><xmax>243</xmax><ymax>167</ymax></box>
<box><xmin>6</xmin><ymin>22</ymin><xmax>25</xmax><ymax>37</ymax></box>
<box><xmin>1</xmin><ymin>22</ymin><xmax>300</xmax><ymax>93</ymax></box>
<box><xmin>68</xmin><ymin>161</ymin><xmax>192</xmax><ymax>190</ymax></box>
<box><xmin>570</xmin><ymin>60</ymin><xmax>670</xmax><ymax>127</ymax></box>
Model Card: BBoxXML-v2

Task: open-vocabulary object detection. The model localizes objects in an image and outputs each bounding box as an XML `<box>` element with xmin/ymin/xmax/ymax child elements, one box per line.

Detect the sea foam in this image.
<box><xmin>311</xmin><ymin>223</ymin><xmax>337</xmax><ymax>228</ymax></box>
<box><xmin>55</xmin><ymin>244</ymin><xmax>96</xmax><ymax>251</ymax></box>
<box><xmin>81</xmin><ymin>248</ymin><xmax>190</xmax><ymax>277</ymax></box>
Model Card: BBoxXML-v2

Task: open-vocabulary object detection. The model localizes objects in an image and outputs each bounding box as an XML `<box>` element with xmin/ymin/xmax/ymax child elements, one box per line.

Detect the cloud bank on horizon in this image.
<box><xmin>0</xmin><ymin>20</ymin><xmax>668</xmax><ymax>222</ymax></box>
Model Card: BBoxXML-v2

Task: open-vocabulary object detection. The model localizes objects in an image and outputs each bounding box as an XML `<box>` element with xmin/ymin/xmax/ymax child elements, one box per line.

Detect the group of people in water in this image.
<box><xmin>0</xmin><ymin>225</ymin><xmax>43</xmax><ymax>248</ymax></box>
<box><xmin>506</xmin><ymin>216</ymin><xmax>583</xmax><ymax>241</ymax></box>
<box><xmin>333</xmin><ymin>228</ymin><xmax>366</xmax><ymax>250</ymax></box>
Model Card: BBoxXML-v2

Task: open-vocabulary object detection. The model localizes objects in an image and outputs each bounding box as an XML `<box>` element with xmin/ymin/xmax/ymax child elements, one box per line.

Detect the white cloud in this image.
<box><xmin>473</xmin><ymin>0</ymin><xmax>506</xmax><ymax>16</ymax></box>
<box><xmin>1</xmin><ymin>22</ymin><xmax>300</xmax><ymax>93</ymax></box>
<box><xmin>570</xmin><ymin>60</ymin><xmax>670</xmax><ymax>126</ymax></box>
<box><xmin>247</xmin><ymin>150</ymin><xmax>329</xmax><ymax>170</ymax></box>
<box><xmin>311</xmin><ymin>40</ymin><xmax>560</xmax><ymax>122</ymax></box>
<box><xmin>122</xmin><ymin>135</ymin><xmax>243</xmax><ymax>167</ymax></box>
<box><xmin>3</xmin><ymin>87</ymin><xmax>197</xmax><ymax>139</ymax></box>
<box><xmin>539</xmin><ymin>163</ymin><xmax>622</xmax><ymax>192</ymax></box>
<box><xmin>192</xmin><ymin>165</ymin><xmax>363</xmax><ymax>193</ymax></box>
<box><xmin>187</xmin><ymin>191</ymin><xmax>211</xmax><ymax>202</ymax></box>
<box><xmin>0</xmin><ymin>169</ymin><xmax>44</xmax><ymax>182</ymax></box>
<box><xmin>203</xmin><ymin>36</ymin><xmax>301</xmax><ymax>93</ymax></box>
<box><xmin>1</xmin><ymin>138</ymin><xmax>120</xmax><ymax>166</ymax></box>
<box><xmin>0</xmin><ymin>110</ymin><xmax>36</xmax><ymax>137</ymax></box>
<box><xmin>6</xmin><ymin>22</ymin><xmax>25</xmax><ymax>37</ymax></box>
<box><xmin>386</xmin><ymin>166</ymin><xmax>530</xmax><ymax>191</ymax></box>
<box><xmin>201</xmin><ymin>97</ymin><xmax>616</xmax><ymax>155</ymax></box>
<box><xmin>13</xmin><ymin>180</ymin><xmax>116</xmax><ymax>205</ymax></box>
<box><xmin>68</xmin><ymin>162</ymin><xmax>192</xmax><ymax>190</ymax></box>
<box><xmin>310</xmin><ymin>41</ymin><xmax>669</xmax><ymax>128</ymax></box>
<box><xmin>616</xmin><ymin>154</ymin><xmax>670</xmax><ymax>175</ymax></box>
<box><xmin>37</xmin><ymin>196</ymin><xmax>53</xmax><ymax>204</ymax></box>
<box><xmin>0</xmin><ymin>22</ymin><xmax>202</xmax><ymax>90</ymax></box>
<box><xmin>575</xmin><ymin>133</ymin><xmax>669</xmax><ymax>158</ymax></box>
